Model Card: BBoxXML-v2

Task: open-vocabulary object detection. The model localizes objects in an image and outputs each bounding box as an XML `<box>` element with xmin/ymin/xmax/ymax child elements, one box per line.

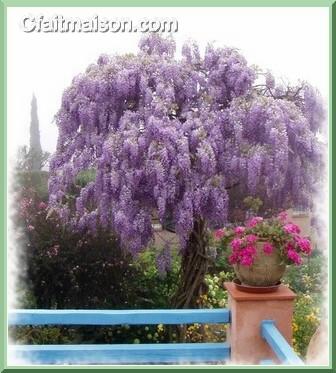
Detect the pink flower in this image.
<box><xmin>283</xmin><ymin>223</ymin><xmax>301</xmax><ymax>235</ymax></box>
<box><xmin>27</xmin><ymin>225</ymin><xmax>35</xmax><ymax>231</ymax></box>
<box><xmin>47</xmin><ymin>244</ymin><xmax>60</xmax><ymax>258</ymax></box>
<box><xmin>295</xmin><ymin>237</ymin><xmax>312</xmax><ymax>255</ymax></box>
<box><xmin>228</xmin><ymin>253</ymin><xmax>239</xmax><ymax>264</ymax></box>
<box><xmin>263</xmin><ymin>242</ymin><xmax>273</xmax><ymax>255</ymax></box>
<box><xmin>241</xmin><ymin>246</ymin><xmax>256</xmax><ymax>256</ymax></box>
<box><xmin>39</xmin><ymin>202</ymin><xmax>47</xmax><ymax>210</ymax></box>
<box><xmin>230</xmin><ymin>238</ymin><xmax>243</xmax><ymax>251</ymax></box>
<box><xmin>240</xmin><ymin>255</ymin><xmax>253</xmax><ymax>266</ymax></box>
<box><xmin>247</xmin><ymin>216</ymin><xmax>263</xmax><ymax>228</ymax></box>
<box><xmin>287</xmin><ymin>249</ymin><xmax>302</xmax><ymax>265</ymax></box>
<box><xmin>285</xmin><ymin>242</ymin><xmax>295</xmax><ymax>252</ymax></box>
<box><xmin>238</xmin><ymin>247</ymin><xmax>256</xmax><ymax>266</ymax></box>
<box><xmin>278</xmin><ymin>211</ymin><xmax>288</xmax><ymax>222</ymax></box>
<box><xmin>246</xmin><ymin>234</ymin><xmax>258</xmax><ymax>245</ymax></box>
<box><xmin>234</xmin><ymin>226</ymin><xmax>245</xmax><ymax>235</ymax></box>
<box><xmin>214</xmin><ymin>228</ymin><xmax>225</xmax><ymax>240</ymax></box>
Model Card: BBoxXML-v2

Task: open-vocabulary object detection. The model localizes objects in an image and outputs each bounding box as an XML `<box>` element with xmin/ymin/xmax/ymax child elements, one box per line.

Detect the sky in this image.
<box><xmin>7</xmin><ymin>6</ymin><xmax>329</xmax><ymax>160</ymax></box>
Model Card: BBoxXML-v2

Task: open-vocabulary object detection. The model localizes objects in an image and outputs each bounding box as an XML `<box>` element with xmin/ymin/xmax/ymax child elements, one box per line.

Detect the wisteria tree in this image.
<box><xmin>49</xmin><ymin>35</ymin><xmax>325</xmax><ymax>308</ymax></box>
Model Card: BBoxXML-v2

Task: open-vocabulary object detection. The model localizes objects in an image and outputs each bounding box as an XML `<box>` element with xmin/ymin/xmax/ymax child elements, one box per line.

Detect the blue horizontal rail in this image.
<box><xmin>9</xmin><ymin>343</ymin><xmax>230</xmax><ymax>364</ymax></box>
<box><xmin>9</xmin><ymin>308</ymin><xmax>230</xmax><ymax>326</ymax></box>
<box><xmin>260</xmin><ymin>359</ymin><xmax>275</xmax><ymax>365</ymax></box>
<box><xmin>261</xmin><ymin>320</ymin><xmax>304</xmax><ymax>366</ymax></box>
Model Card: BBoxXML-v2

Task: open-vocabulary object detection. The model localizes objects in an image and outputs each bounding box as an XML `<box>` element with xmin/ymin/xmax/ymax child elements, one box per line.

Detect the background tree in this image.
<box><xmin>49</xmin><ymin>35</ymin><xmax>325</xmax><ymax>308</ymax></box>
<box><xmin>29</xmin><ymin>94</ymin><xmax>43</xmax><ymax>171</ymax></box>
<box><xmin>15</xmin><ymin>95</ymin><xmax>50</xmax><ymax>172</ymax></box>
<box><xmin>15</xmin><ymin>145</ymin><xmax>50</xmax><ymax>172</ymax></box>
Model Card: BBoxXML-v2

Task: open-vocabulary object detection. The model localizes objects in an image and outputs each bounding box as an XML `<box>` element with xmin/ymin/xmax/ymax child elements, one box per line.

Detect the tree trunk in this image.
<box><xmin>172</xmin><ymin>219</ymin><xmax>209</xmax><ymax>309</ymax></box>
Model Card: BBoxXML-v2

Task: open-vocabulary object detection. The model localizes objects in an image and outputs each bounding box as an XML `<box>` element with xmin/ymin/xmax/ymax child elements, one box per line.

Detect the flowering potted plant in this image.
<box><xmin>214</xmin><ymin>212</ymin><xmax>313</xmax><ymax>289</ymax></box>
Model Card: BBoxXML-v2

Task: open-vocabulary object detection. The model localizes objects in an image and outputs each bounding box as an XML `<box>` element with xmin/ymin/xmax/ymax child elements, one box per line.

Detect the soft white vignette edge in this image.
<box><xmin>6</xmin><ymin>6</ymin><xmax>330</xmax><ymax>366</ymax></box>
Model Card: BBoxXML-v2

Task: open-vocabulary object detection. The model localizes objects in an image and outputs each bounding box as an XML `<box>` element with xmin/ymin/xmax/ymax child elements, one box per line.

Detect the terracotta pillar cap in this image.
<box><xmin>224</xmin><ymin>281</ymin><xmax>296</xmax><ymax>301</ymax></box>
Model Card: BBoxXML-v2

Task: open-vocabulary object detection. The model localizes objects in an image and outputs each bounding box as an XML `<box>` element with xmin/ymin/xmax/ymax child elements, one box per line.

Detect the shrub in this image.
<box><xmin>292</xmin><ymin>294</ymin><xmax>321</xmax><ymax>357</ymax></box>
<box><xmin>14</xmin><ymin>182</ymin><xmax>140</xmax><ymax>309</ymax></box>
<box><xmin>132</xmin><ymin>247</ymin><xmax>180</xmax><ymax>309</ymax></box>
<box><xmin>282</xmin><ymin>254</ymin><xmax>324</xmax><ymax>294</ymax></box>
<box><xmin>11</xmin><ymin>175</ymin><xmax>181</xmax><ymax>344</ymax></box>
<box><xmin>13</xmin><ymin>171</ymin><xmax>49</xmax><ymax>201</ymax></box>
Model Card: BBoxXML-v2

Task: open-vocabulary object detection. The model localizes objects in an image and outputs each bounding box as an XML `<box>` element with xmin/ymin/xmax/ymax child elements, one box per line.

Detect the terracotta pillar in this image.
<box><xmin>224</xmin><ymin>282</ymin><xmax>296</xmax><ymax>365</ymax></box>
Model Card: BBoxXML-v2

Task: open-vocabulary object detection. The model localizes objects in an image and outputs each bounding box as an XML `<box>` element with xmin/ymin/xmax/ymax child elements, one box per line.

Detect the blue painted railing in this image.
<box><xmin>9</xmin><ymin>309</ymin><xmax>230</xmax><ymax>326</ymax></box>
<box><xmin>260</xmin><ymin>320</ymin><xmax>304</xmax><ymax>365</ymax></box>
<box><xmin>9</xmin><ymin>310</ymin><xmax>304</xmax><ymax>365</ymax></box>
<box><xmin>9</xmin><ymin>309</ymin><xmax>231</xmax><ymax>364</ymax></box>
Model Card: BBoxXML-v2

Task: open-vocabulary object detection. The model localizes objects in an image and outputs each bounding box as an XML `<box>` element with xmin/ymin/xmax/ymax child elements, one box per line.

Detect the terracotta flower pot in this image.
<box><xmin>233</xmin><ymin>241</ymin><xmax>286</xmax><ymax>286</ymax></box>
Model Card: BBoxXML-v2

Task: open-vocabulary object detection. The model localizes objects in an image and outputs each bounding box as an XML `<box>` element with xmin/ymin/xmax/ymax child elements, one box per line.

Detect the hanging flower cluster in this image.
<box><xmin>214</xmin><ymin>211</ymin><xmax>313</xmax><ymax>267</ymax></box>
<box><xmin>49</xmin><ymin>34</ymin><xmax>325</xmax><ymax>256</ymax></box>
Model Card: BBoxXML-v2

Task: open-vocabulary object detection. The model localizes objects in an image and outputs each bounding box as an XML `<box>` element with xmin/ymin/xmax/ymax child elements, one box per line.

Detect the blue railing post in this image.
<box><xmin>261</xmin><ymin>320</ymin><xmax>304</xmax><ymax>365</ymax></box>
